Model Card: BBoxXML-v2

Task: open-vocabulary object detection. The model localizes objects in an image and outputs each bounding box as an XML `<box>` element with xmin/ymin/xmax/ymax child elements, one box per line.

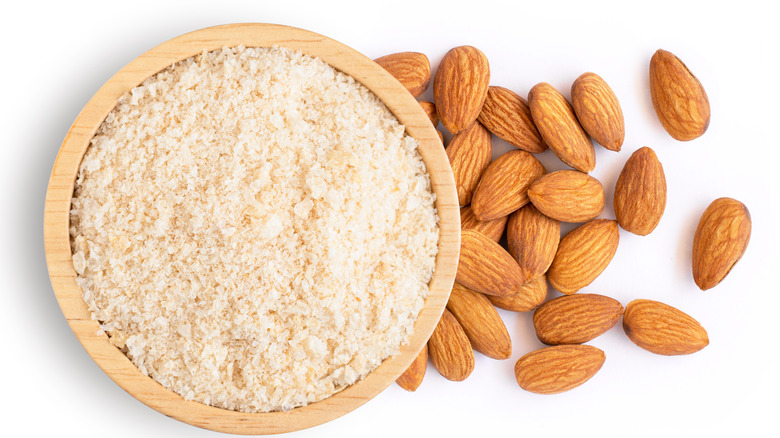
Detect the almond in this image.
<box><xmin>477</xmin><ymin>86</ymin><xmax>547</xmax><ymax>154</ymax></box>
<box><xmin>446</xmin><ymin>121</ymin><xmax>492</xmax><ymax>206</ymax></box>
<box><xmin>487</xmin><ymin>275</ymin><xmax>548</xmax><ymax>312</ymax></box>
<box><xmin>514</xmin><ymin>345</ymin><xmax>605</xmax><ymax>394</ymax></box>
<box><xmin>692</xmin><ymin>198</ymin><xmax>751</xmax><ymax>290</ymax></box>
<box><xmin>396</xmin><ymin>344</ymin><xmax>427</xmax><ymax>391</ymax></box>
<box><xmin>447</xmin><ymin>283</ymin><xmax>512</xmax><ymax>360</ymax></box>
<box><xmin>461</xmin><ymin>205</ymin><xmax>508</xmax><ymax>242</ymax></box>
<box><xmin>457</xmin><ymin>229</ymin><xmax>526</xmax><ymax>297</ymax></box>
<box><xmin>613</xmin><ymin>146</ymin><xmax>667</xmax><ymax>236</ymax></box>
<box><xmin>649</xmin><ymin>49</ymin><xmax>711</xmax><ymax>141</ymax></box>
<box><xmin>428</xmin><ymin>309</ymin><xmax>475</xmax><ymax>381</ymax></box>
<box><xmin>527</xmin><ymin>170</ymin><xmax>605</xmax><ymax>223</ymax></box>
<box><xmin>623</xmin><ymin>299</ymin><xmax>709</xmax><ymax>355</ymax></box>
<box><xmin>571</xmin><ymin>72</ymin><xmax>624</xmax><ymax>151</ymax></box>
<box><xmin>419</xmin><ymin>100</ymin><xmax>439</xmax><ymax>126</ymax></box>
<box><xmin>374</xmin><ymin>51</ymin><xmax>431</xmax><ymax>98</ymax></box>
<box><xmin>433</xmin><ymin>46</ymin><xmax>490</xmax><ymax>134</ymax></box>
<box><xmin>528</xmin><ymin>82</ymin><xmax>595</xmax><ymax>172</ymax></box>
<box><xmin>547</xmin><ymin>219</ymin><xmax>619</xmax><ymax>294</ymax></box>
<box><xmin>533</xmin><ymin>294</ymin><xmax>624</xmax><ymax>345</ymax></box>
<box><xmin>506</xmin><ymin>204</ymin><xmax>561</xmax><ymax>280</ymax></box>
<box><xmin>471</xmin><ymin>150</ymin><xmax>546</xmax><ymax>221</ymax></box>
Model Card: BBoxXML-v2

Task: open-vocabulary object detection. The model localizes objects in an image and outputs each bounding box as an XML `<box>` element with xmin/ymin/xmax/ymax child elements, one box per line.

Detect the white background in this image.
<box><xmin>3</xmin><ymin>1</ymin><xmax>779</xmax><ymax>437</ymax></box>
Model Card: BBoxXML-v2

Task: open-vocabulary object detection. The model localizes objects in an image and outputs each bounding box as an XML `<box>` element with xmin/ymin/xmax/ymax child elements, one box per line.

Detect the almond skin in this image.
<box><xmin>571</xmin><ymin>72</ymin><xmax>624</xmax><ymax>152</ymax></box>
<box><xmin>396</xmin><ymin>344</ymin><xmax>427</xmax><ymax>391</ymax></box>
<box><xmin>428</xmin><ymin>309</ymin><xmax>475</xmax><ymax>381</ymax></box>
<box><xmin>457</xmin><ymin>229</ymin><xmax>527</xmax><ymax>297</ymax></box>
<box><xmin>487</xmin><ymin>275</ymin><xmax>548</xmax><ymax>312</ymax></box>
<box><xmin>374</xmin><ymin>52</ymin><xmax>431</xmax><ymax>98</ymax></box>
<box><xmin>446</xmin><ymin>121</ymin><xmax>492</xmax><ymax>206</ymax></box>
<box><xmin>434</xmin><ymin>46</ymin><xmax>490</xmax><ymax>134</ymax></box>
<box><xmin>514</xmin><ymin>345</ymin><xmax>605</xmax><ymax>394</ymax></box>
<box><xmin>477</xmin><ymin>86</ymin><xmax>547</xmax><ymax>154</ymax></box>
<box><xmin>461</xmin><ymin>205</ymin><xmax>508</xmax><ymax>243</ymax></box>
<box><xmin>613</xmin><ymin>146</ymin><xmax>667</xmax><ymax>236</ymax></box>
<box><xmin>548</xmin><ymin>219</ymin><xmax>620</xmax><ymax>294</ymax></box>
<box><xmin>447</xmin><ymin>283</ymin><xmax>512</xmax><ymax>360</ymax></box>
<box><xmin>533</xmin><ymin>294</ymin><xmax>624</xmax><ymax>345</ymax></box>
<box><xmin>649</xmin><ymin>49</ymin><xmax>711</xmax><ymax>141</ymax></box>
<box><xmin>471</xmin><ymin>150</ymin><xmax>546</xmax><ymax>221</ymax></box>
<box><xmin>527</xmin><ymin>170</ymin><xmax>605</xmax><ymax>223</ymax></box>
<box><xmin>419</xmin><ymin>101</ymin><xmax>439</xmax><ymax>127</ymax></box>
<box><xmin>507</xmin><ymin>204</ymin><xmax>561</xmax><ymax>280</ymax></box>
<box><xmin>623</xmin><ymin>299</ymin><xmax>709</xmax><ymax>355</ymax></box>
<box><xmin>528</xmin><ymin>82</ymin><xmax>595</xmax><ymax>172</ymax></box>
<box><xmin>692</xmin><ymin>198</ymin><xmax>751</xmax><ymax>290</ymax></box>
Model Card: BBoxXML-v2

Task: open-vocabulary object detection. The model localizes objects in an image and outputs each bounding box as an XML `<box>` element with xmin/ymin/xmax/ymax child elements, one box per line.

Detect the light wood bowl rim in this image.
<box><xmin>43</xmin><ymin>23</ymin><xmax>459</xmax><ymax>435</ymax></box>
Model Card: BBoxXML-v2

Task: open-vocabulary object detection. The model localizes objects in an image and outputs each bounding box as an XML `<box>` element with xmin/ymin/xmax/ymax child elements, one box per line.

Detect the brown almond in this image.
<box><xmin>571</xmin><ymin>72</ymin><xmax>624</xmax><ymax>151</ymax></box>
<box><xmin>692</xmin><ymin>198</ymin><xmax>751</xmax><ymax>290</ymax></box>
<box><xmin>547</xmin><ymin>219</ymin><xmax>620</xmax><ymax>294</ymax></box>
<box><xmin>374</xmin><ymin>52</ymin><xmax>431</xmax><ymax>98</ymax></box>
<box><xmin>623</xmin><ymin>299</ymin><xmax>709</xmax><ymax>355</ymax></box>
<box><xmin>461</xmin><ymin>205</ymin><xmax>508</xmax><ymax>243</ymax></box>
<box><xmin>457</xmin><ymin>229</ymin><xmax>526</xmax><ymax>297</ymax></box>
<box><xmin>487</xmin><ymin>275</ymin><xmax>548</xmax><ymax>312</ymax></box>
<box><xmin>533</xmin><ymin>294</ymin><xmax>624</xmax><ymax>345</ymax></box>
<box><xmin>528</xmin><ymin>82</ymin><xmax>595</xmax><ymax>172</ymax></box>
<box><xmin>433</xmin><ymin>46</ymin><xmax>490</xmax><ymax>134</ymax></box>
<box><xmin>614</xmin><ymin>146</ymin><xmax>667</xmax><ymax>236</ymax></box>
<box><xmin>649</xmin><ymin>49</ymin><xmax>711</xmax><ymax>141</ymax></box>
<box><xmin>471</xmin><ymin>150</ymin><xmax>546</xmax><ymax>221</ymax></box>
<box><xmin>527</xmin><ymin>170</ymin><xmax>605</xmax><ymax>223</ymax></box>
<box><xmin>477</xmin><ymin>86</ymin><xmax>547</xmax><ymax>154</ymax></box>
<box><xmin>419</xmin><ymin>101</ymin><xmax>439</xmax><ymax>127</ymax></box>
<box><xmin>447</xmin><ymin>283</ymin><xmax>512</xmax><ymax>360</ymax></box>
<box><xmin>514</xmin><ymin>345</ymin><xmax>605</xmax><ymax>394</ymax></box>
<box><xmin>428</xmin><ymin>309</ymin><xmax>475</xmax><ymax>381</ymax></box>
<box><xmin>446</xmin><ymin>121</ymin><xmax>492</xmax><ymax>206</ymax></box>
<box><xmin>506</xmin><ymin>204</ymin><xmax>561</xmax><ymax>280</ymax></box>
<box><xmin>396</xmin><ymin>344</ymin><xmax>427</xmax><ymax>391</ymax></box>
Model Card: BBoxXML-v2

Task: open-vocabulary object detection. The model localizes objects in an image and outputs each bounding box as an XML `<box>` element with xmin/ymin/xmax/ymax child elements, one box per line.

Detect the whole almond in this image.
<box><xmin>649</xmin><ymin>49</ymin><xmax>711</xmax><ymax>141</ymax></box>
<box><xmin>487</xmin><ymin>275</ymin><xmax>548</xmax><ymax>312</ymax></box>
<box><xmin>692</xmin><ymin>198</ymin><xmax>751</xmax><ymax>290</ymax></box>
<box><xmin>477</xmin><ymin>86</ymin><xmax>547</xmax><ymax>154</ymax></box>
<box><xmin>507</xmin><ymin>204</ymin><xmax>561</xmax><ymax>280</ymax></box>
<box><xmin>528</xmin><ymin>82</ymin><xmax>595</xmax><ymax>172</ymax></box>
<box><xmin>396</xmin><ymin>344</ymin><xmax>427</xmax><ymax>391</ymax></box>
<box><xmin>374</xmin><ymin>52</ymin><xmax>431</xmax><ymax>98</ymax></box>
<box><xmin>419</xmin><ymin>101</ymin><xmax>439</xmax><ymax>127</ymax></box>
<box><xmin>613</xmin><ymin>146</ymin><xmax>667</xmax><ymax>236</ymax></box>
<box><xmin>571</xmin><ymin>72</ymin><xmax>624</xmax><ymax>151</ymax></box>
<box><xmin>447</xmin><ymin>283</ymin><xmax>512</xmax><ymax>360</ymax></box>
<box><xmin>514</xmin><ymin>345</ymin><xmax>605</xmax><ymax>394</ymax></box>
<box><xmin>533</xmin><ymin>294</ymin><xmax>624</xmax><ymax>345</ymax></box>
<box><xmin>434</xmin><ymin>46</ymin><xmax>490</xmax><ymax>134</ymax></box>
<box><xmin>461</xmin><ymin>205</ymin><xmax>508</xmax><ymax>242</ymax></box>
<box><xmin>446</xmin><ymin>121</ymin><xmax>492</xmax><ymax>206</ymax></box>
<box><xmin>428</xmin><ymin>309</ymin><xmax>475</xmax><ymax>381</ymax></box>
<box><xmin>623</xmin><ymin>299</ymin><xmax>709</xmax><ymax>355</ymax></box>
<box><xmin>457</xmin><ymin>229</ymin><xmax>527</xmax><ymax>297</ymax></box>
<box><xmin>548</xmin><ymin>219</ymin><xmax>620</xmax><ymax>294</ymax></box>
<box><xmin>471</xmin><ymin>150</ymin><xmax>546</xmax><ymax>221</ymax></box>
<box><xmin>527</xmin><ymin>170</ymin><xmax>605</xmax><ymax>223</ymax></box>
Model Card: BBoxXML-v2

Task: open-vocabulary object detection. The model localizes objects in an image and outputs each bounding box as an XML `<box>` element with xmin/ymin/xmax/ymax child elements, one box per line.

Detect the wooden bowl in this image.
<box><xmin>43</xmin><ymin>23</ymin><xmax>459</xmax><ymax>435</ymax></box>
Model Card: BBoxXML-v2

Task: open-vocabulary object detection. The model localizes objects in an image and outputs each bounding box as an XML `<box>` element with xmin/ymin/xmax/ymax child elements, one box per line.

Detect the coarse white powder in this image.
<box><xmin>69</xmin><ymin>46</ymin><xmax>439</xmax><ymax>412</ymax></box>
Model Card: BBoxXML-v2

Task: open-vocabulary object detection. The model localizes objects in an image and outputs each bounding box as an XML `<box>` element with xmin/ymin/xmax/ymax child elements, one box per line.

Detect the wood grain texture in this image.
<box><xmin>395</xmin><ymin>344</ymin><xmax>428</xmax><ymax>392</ymax></box>
<box><xmin>43</xmin><ymin>23</ymin><xmax>459</xmax><ymax>435</ymax></box>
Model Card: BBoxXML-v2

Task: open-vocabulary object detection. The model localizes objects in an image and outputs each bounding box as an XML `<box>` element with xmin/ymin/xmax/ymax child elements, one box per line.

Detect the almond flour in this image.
<box><xmin>69</xmin><ymin>46</ymin><xmax>439</xmax><ymax>413</ymax></box>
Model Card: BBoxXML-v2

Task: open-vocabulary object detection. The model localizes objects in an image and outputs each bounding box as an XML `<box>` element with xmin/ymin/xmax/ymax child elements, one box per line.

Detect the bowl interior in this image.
<box><xmin>43</xmin><ymin>23</ymin><xmax>459</xmax><ymax>435</ymax></box>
